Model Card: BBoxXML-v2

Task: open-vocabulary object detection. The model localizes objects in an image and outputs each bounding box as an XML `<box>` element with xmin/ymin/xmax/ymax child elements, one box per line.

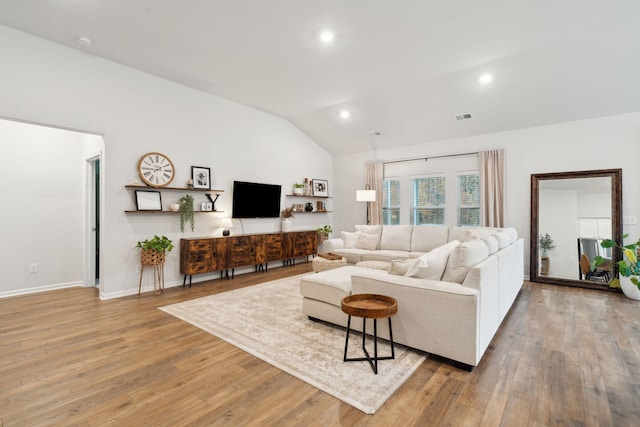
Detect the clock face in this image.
<box><xmin>138</xmin><ymin>152</ymin><xmax>175</xmax><ymax>187</ymax></box>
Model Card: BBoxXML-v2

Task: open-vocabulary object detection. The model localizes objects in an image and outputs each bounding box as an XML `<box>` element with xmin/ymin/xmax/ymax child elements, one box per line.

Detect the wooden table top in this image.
<box><xmin>341</xmin><ymin>294</ymin><xmax>398</xmax><ymax>319</ymax></box>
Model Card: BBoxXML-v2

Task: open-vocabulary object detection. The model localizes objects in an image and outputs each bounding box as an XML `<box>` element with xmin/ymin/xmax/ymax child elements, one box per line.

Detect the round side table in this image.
<box><xmin>341</xmin><ymin>294</ymin><xmax>397</xmax><ymax>374</ymax></box>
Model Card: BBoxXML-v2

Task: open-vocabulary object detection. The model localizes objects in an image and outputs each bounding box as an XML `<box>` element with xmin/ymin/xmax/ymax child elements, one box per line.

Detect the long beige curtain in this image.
<box><xmin>365</xmin><ymin>161</ymin><xmax>383</xmax><ymax>225</ymax></box>
<box><xmin>479</xmin><ymin>149</ymin><xmax>506</xmax><ymax>227</ymax></box>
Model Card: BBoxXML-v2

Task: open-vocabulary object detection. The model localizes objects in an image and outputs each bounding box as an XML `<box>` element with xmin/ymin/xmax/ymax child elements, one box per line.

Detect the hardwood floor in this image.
<box><xmin>1</xmin><ymin>264</ymin><xmax>639</xmax><ymax>426</ymax></box>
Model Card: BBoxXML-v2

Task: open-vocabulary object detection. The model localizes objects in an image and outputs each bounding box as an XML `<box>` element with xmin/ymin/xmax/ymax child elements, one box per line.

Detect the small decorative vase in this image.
<box><xmin>305</xmin><ymin>202</ymin><xmax>313</xmax><ymax>212</ymax></box>
<box><xmin>619</xmin><ymin>275</ymin><xmax>640</xmax><ymax>300</ymax></box>
<box><xmin>293</xmin><ymin>187</ymin><xmax>303</xmax><ymax>196</ymax></box>
<box><xmin>282</xmin><ymin>218</ymin><xmax>292</xmax><ymax>232</ymax></box>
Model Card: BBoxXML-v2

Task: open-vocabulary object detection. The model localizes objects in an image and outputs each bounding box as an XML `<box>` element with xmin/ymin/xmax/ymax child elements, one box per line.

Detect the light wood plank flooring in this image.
<box><xmin>1</xmin><ymin>264</ymin><xmax>639</xmax><ymax>426</ymax></box>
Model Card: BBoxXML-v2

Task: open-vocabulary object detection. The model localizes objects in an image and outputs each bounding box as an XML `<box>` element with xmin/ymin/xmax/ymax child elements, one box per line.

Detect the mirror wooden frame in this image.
<box><xmin>530</xmin><ymin>169</ymin><xmax>623</xmax><ymax>289</ymax></box>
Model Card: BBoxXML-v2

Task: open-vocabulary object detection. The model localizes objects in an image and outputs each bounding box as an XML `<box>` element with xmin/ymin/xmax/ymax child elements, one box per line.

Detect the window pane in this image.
<box><xmin>412</xmin><ymin>176</ymin><xmax>445</xmax><ymax>225</ymax></box>
<box><xmin>457</xmin><ymin>174</ymin><xmax>480</xmax><ymax>226</ymax></box>
<box><xmin>383</xmin><ymin>179</ymin><xmax>400</xmax><ymax>225</ymax></box>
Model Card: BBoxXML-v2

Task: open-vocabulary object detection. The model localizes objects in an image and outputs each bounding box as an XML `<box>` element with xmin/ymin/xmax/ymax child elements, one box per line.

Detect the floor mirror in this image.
<box><xmin>530</xmin><ymin>169</ymin><xmax>622</xmax><ymax>289</ymax></box>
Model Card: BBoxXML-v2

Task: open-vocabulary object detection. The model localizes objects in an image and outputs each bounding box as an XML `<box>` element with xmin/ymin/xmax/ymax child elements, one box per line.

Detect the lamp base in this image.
<box><xmin>223</xmin><ymin>229</ymin><xmax>230</xmax><ymax>236</ymax></box>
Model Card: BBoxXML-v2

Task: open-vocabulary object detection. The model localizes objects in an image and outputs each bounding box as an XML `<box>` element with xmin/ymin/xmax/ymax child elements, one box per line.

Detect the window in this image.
<box><xmin>457</xmin><ymin>173</ymin><xmax>480</xmax><ymax>226</ymax></box>
<box><xmin>382</xmin><ymin>179</ymin><xmax>400</xmax><ymax>225</ymax></box>
<box><xmin>411</xmin><ymin>176</ymin><xmax>445</xmax><ymax>225</ymax></box>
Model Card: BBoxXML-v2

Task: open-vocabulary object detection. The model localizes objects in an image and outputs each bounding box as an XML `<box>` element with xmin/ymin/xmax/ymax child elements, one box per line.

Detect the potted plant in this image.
<box><xmin>316</xmin><ymin>225</ymin><xmax>333</xmax><ymax>249</ymax></box>
<box><xmin>293</xmin><ymin>183</ymin><xmax>304</xmax><ymax>196</ymax></box>
<box><xmin>594</xmin><ymin>235</ymin><xmax>640</xmax><ymax>299</ymax></box>
<box><xmin>281</xmin><ymin>207</ymin><xmax>294</xmax><ymax>232</ymax></box>
<box><xmin>539</xmin><ymin>233</ymin><xmax>555</xmax><ymax>257</ymax></box>
<box><xmin>136</xmin><ymin>235</ymin><xmax>174</xmax><ymax>265</ymax></box>
<box><xmin>179</xmin><ymin>194</ymin><xmax>195</xmax><ymax>232</ymax></box>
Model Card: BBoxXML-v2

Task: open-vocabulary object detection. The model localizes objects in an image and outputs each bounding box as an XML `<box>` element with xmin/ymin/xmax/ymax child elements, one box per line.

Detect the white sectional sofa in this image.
<box><xmin>299</xmin><ymin>224</ymin><xmax>524</xmax><ymax>368</ymax></box>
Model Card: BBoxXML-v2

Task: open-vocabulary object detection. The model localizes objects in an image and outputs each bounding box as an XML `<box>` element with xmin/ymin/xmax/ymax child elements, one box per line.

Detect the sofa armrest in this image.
<box><xmin>322</xmin><ymin>238</ymin><xmax>344</xmax><ymax>252</ymax></box>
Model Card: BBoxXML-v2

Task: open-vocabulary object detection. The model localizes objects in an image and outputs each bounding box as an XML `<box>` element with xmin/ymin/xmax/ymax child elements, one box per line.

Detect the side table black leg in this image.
<box><xmin>373</xmin><ymin>319</ymin><xmax>378</xmax><ymax>374</ymax></box>
<box><xmin>343</xmin><ymin>315</ymin><xmax>352</xmax><ymax>362</ymax></box>
<box><xmin>389</xmin><ymin>317</ymin><xmax>395</xmax><ymax>359</ymax></box>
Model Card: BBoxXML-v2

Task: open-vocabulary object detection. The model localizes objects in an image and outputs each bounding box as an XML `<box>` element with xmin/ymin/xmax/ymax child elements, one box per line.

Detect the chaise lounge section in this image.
<box><xmin>300</xmin><ymin>224</ymin><xmax>524</xmax><ymax>368</ymax></box>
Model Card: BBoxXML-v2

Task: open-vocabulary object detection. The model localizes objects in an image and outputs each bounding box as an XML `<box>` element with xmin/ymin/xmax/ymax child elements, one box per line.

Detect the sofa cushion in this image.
<box><xmin>356</xmin><ymin>233</ymin><xmax>379</xmax><ymax>250</ymax></box>
<box><xmin>405</xmin><ymin>240</ymin><xmax>460</xmax><ymax>280</ymax></box>
<box><xmin>379</xmin><ymin>225</ymin><xmax>413</xmax><ymax>251</ymax></box>
<box><xmin>354</xmin><ymin>224</ymin><xmax>383</xmax><ymax>249</ymax></box>
<box><xmin>442</xmin><ymin>239</ymin><xmax>490</xmax><ymax>284</ymax></box>
<box><xmin>299</xmin><ymin>266</ymin><xmax>362</xmax><ymax>305</ymax></box>
<box><xmin>482</xmin><ymin>234</ymin><xmax>499</xmax><ymax>254</ymax></box>
<box><xmin>341</xmin><ymin>231</ymin><xmax>360</xmax><ymax>248</ymax></box>
<box><xmin>331</xmin><ymin>248</ymin><xmax>369</xmax><ymax>263</ymax></box>
<box><xmin>389</xmin><ymin>258</ymin><xmax>419</xmax><ymax>275</ymax></box>
<box><xmin>493</xmin><ymin>227</ymin><xmax>518</xmax><ymax>249</ymax></box>
<box><xmin>410</xmin><ymin>225</ymin><xmax>449</xmax><ymax>252</ymax></box>
<box><xmin>356</xmin><ymin>260</ymin><xmax>391</xmax><ymax>271</ymax></box>
<box><xmin>361</xmin><ymin>250</ymin><xmax>410</xmax><ymax>262</ymax></box>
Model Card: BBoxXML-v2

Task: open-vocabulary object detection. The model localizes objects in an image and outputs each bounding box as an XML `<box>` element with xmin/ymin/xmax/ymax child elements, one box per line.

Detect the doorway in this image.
<box><xmin>88</xmin><ymin>156</ymin><xmax>101</xmax><ymax>287</ymax></box>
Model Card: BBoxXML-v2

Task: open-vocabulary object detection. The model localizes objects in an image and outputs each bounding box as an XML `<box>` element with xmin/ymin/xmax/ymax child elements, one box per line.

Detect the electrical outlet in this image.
<box><xmin>29</xmin><ymin>263</ymin><xmax>38</xmax><ymax>273</ymax></box>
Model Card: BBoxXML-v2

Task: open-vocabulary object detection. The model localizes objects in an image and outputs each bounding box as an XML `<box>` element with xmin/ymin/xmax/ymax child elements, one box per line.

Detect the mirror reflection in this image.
<box><xmin>530</xmin><ymin>169</ymin><xmax>622</xmax><ymax>289</ymax></box>
<box><xmin>538</xmin><ymin>177</ymin><xmax>611</xmax><ymax>281</ymax></box>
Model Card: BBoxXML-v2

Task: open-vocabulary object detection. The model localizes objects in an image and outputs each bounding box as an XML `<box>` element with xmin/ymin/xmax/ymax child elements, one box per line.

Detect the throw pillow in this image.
<box><xmin>389</xmin><ymin>259</ymin><xmax>418</xmax><ymax>275</ymax></box>
<box><xmin>482</xmin><ymin>234</ymin><xmax>499</xmax><ymax>254</ymax></box>
<box><xmin>405</xmin><ymin>240</ymin><xmax>460</xmax><ymax>280</ymax></box>
<box><xmin>356</xmin><ymin>233</ymin><xmax>379</xmax><ymax>250</ymax></box>
<box><xmin>354</xmin><ymin>224</ymin><xmax>382</xmax><ymax>249</ymax></box>
<box><xmin>441</xmin><ymin>239</ymin><xmax>490</xmax><ymax>283</ymax></box>
<box><xmin>341</xmin><ymin>231</ymin><xmax>361</xmax><ymax>249</ymax></box>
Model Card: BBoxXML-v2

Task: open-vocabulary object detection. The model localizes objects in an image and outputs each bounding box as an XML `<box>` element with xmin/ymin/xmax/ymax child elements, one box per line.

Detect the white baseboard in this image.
<box><xmin>0</xmin><ymin>281</ymin><xmax>84</xmax><ymax>299</ymax></box>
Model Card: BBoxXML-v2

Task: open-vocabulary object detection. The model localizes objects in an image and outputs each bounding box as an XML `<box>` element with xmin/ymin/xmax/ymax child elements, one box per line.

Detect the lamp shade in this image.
<box><xmin>220</xmin><ymin>218</ymin><xmax>233</xmax><ymax>228</ymax></box>
<box><xmin>356</xmin><ymin>190</ymin><xmax>376</xmax><ymax>202</ymax></box>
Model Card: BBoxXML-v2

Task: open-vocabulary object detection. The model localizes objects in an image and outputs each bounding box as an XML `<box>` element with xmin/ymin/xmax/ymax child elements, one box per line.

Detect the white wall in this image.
<box><xmin>0</xmin><ymin>25</ymin><xmax>332</xmax><ymax>298</ymax></box>
<box><xmin>0</xmin><ymin>120</ymin><xmax>86</xmax><ymax>296</ymax></box>
<box><xmin>334</xmin><ymin>112</ymin><xmax>640</xmax><ymax>276</ymax></box>
<box><xmin>539</xmin><ymin>188</ymin><xmax>579</xmax><ymax>279</ymax></box>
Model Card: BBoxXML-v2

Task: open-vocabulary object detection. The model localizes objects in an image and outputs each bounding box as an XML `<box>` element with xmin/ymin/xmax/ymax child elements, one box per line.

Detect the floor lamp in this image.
<box><xmin>356</xmin><ymin>187</ymin><xmax>377</xmax><ymax>225</ymax></box>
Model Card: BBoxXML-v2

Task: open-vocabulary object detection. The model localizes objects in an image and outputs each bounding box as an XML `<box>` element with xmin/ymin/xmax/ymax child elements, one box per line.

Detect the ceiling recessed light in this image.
<box><xmin>319</xmin><ymin>30</ymin><xmax>335</xmax><ymax>43</ymax></box>
<box><xmin>340</xmin><ymin>110</ymin><xmax>351</xmax><ymax>119</ymax></box>
<box><xmin>77</xmin><ymin>36</ymin><xmax>93</xmax><ymax>47</ymax></box>
<box><xmin>478</xmin><ymin>73</ymin><xmax>493</xmax><ymax>85</ymax></box>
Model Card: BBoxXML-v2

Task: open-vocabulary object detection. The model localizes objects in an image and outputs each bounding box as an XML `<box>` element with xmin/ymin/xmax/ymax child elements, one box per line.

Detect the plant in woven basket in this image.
<box><xmin>136</xmin><ymin>235</ymin><xmax>174</xmax><ymax>253</ymax></box>
<box><xmin>179</xmin><ymin>194</ymin><xmax>195</xmax><ymax>232</ymax></box>
<box><xmin>316</xmin><ymin>225</ymin><xmax>332</xmax><ymax>236</ymax></box>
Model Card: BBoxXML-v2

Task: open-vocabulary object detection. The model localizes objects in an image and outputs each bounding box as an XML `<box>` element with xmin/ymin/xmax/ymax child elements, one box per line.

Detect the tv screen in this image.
<box><xmin>232</xmin><ymin>181</ymin><xmax>282</xmax><ymax>218</ymax></box>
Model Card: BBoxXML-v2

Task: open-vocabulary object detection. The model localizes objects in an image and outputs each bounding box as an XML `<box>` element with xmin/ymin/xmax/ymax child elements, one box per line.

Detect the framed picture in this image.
<box><xmin>312</xmin><ymin>179</ymin><xmax>328</xmax><ymax>197</ymax></box>
<box><xmin>200</xmin><ymin>202</ymin><xmax>213</xmax><ymax>212</ymax></box>
<box><xmin>192</xmin><ymin>166</ymin><xmax>211</xmax><ymax>190</ymax></box>
<box><xmin>135</xmin><ymin>190</ymin><xmax>162</xmax><ymax>211</ymax></box>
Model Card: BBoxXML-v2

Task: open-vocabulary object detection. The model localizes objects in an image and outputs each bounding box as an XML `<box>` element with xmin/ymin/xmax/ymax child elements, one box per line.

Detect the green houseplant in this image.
<box><xmin>316</xmin><ymin>225</ymin><xmax>332</xmax><ymax>237</ymax></box>
<box><xmin>539</xmin><ymin>233</ymin><xmax>555</xmax><ymax>257</ymax></box>
<box><xmin>136</xmin><ymin>235</ymin><xmax>174</xmax><ymax>253</ymax></box>
<box><xmin>594</xmin><ymin>235</ymin><xmax>640</xmax><ymax>298</ymax></box>
<box><xmin>179</xmin><ymin>194</ymin><xmax>195</xmax><ymax>232</ymax></box>
<box><xmin>293</xmin><ymin>183</ymin><xmax>304</xmax><ymax>195</ymax></box>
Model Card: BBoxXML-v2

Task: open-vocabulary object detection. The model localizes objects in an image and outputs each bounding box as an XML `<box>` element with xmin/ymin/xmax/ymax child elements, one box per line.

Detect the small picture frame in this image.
<box><xmin>135</xmin><ymin>190</ymin><xmax>162</xmax><ymax>211</ymax></box>
<box><xmin>312</xmin><ymin>179</ymin><xmax>328</xmax><ymax>197</ymax></box>
<box><xmin>201</xmin><ymin>202</ymin><xmax>213</xmax><ymax>212</ymax></box>
<box><xmin>192</xmin><ymin>166</ymin><xmax>211</xmax><ymax>190</ymax></box>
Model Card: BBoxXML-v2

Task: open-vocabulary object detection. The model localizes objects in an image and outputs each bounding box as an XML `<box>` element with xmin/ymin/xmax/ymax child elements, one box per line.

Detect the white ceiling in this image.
<box><xmin>1</xmin><ymin>0</ymin><xmax>639</xmax><ymax>155</ymax></box>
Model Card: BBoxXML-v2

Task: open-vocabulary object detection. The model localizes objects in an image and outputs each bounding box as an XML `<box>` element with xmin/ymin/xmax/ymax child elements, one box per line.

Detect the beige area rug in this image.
<box><xmin>160</xmin><ymin>273</ymin><xmax>426</xmax><ymax>414</ymax></box>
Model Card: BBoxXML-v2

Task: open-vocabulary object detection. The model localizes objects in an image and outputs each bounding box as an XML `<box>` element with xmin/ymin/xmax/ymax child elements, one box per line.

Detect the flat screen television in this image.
<box><xmin>232</xmin><ymin>180</ymin><xmax>282</xmax><ymax>218</ymax></box>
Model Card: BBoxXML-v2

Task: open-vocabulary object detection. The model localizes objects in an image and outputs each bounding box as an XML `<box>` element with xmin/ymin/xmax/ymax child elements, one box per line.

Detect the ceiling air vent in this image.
<box><xmin>455</xmin><ymin>113</ymin><xmax>472</xmax><ymax>121</ymax></box>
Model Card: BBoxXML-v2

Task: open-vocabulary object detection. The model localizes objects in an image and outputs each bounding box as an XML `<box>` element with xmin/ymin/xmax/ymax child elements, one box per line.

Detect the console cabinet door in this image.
<box><xmin>294</xmin><ymin>231</ymin><xmax>317</xmax><ymax>258</ymax></box>
<box><xmin>180</xmin><ymin>239</ymin><xmax>213</xmax><ymax>275</ymax></box>
<box><xmin>229</xmin><ymin>235</ymin><xmax>255</xmax><ymax>268</ymax></box>
<box><xmin>264</xmin><ymin>233</ymin><xmax>283</xmax><ymax>261</ymax></box>
<box><xmin>253</xmin><ymin>235</ymin><xmax>267</xmax><ymax>265</ymax></box>
<box><xmin>212</xmin><ymin>238</ymin><xmax>229</xmax><ymax>271</ymax></box>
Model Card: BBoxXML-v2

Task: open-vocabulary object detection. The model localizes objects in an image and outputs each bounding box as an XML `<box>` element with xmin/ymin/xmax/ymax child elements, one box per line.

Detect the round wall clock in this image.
<box><xmin>137</xmin><ymin>152</ymin><xmax>175</xmax><ymax>187</ymax></box>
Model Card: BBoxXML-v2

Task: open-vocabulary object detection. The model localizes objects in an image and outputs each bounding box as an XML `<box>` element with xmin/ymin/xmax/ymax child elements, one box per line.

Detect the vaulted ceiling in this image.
<box><xmin>1</xmin><ymin>1</ymin><xmax>639</xmax><ymax>155</ymax></box>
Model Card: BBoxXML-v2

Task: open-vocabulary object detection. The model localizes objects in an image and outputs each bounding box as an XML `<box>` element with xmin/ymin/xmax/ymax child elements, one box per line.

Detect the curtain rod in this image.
<box><xmin>382</xmin><ymin>151</ymin><xmax>478</xmax><ymax>165</ymax></box>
